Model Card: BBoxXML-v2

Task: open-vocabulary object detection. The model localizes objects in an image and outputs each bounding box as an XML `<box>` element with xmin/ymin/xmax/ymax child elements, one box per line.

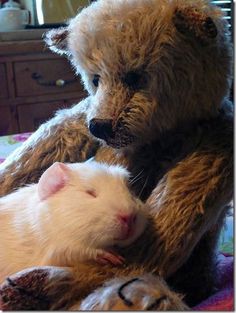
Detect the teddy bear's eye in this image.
<box><xmin>92</xmin><ymin>74</ymin><xmax>100</xmax><ymax>87</ymax></box>
<box><xmin>123</xmin><ymin>71</ymin><xmax>145</xmax><ymax>89</ymax></box>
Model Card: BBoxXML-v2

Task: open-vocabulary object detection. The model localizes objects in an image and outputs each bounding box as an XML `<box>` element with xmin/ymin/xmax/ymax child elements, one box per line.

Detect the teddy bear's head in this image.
<box><xmin>46</xmin><ymin>0</ymin><xmax>232</xmax><ymax>148</ymax></box>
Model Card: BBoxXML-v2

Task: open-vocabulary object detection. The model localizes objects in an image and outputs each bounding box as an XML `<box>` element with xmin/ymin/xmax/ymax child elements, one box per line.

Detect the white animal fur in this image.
<box><xmin>0</xmin><ymin>160</ymin><xmax>146</xmax><ymax>283</ymax></box>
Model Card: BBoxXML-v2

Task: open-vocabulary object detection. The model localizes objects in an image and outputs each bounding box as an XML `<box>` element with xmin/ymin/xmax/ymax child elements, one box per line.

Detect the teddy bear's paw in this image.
<box><xmin>78</xmin><ymin>274</ymin><xmax>189</xmax><ymax>311</ymax></box>
<box><xmin>0</xmin><ymin>266</ymin><xmax>74</xmax><ymax>310</ymax></box>
<box><xmin>0</xmin><ymin>267</ymin><xmax>54</xmax><ymax>310</ymax></box>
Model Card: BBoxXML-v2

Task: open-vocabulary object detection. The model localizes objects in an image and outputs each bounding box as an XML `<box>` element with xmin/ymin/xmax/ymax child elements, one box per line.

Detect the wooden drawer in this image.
<box><xmin>14</xmin><ymin>58</ymin><xmax>84</xmax><ymax>97</ymax></box>
<box><xmin>17</xmin><ymin>101</ymin><xmax>72</xmax><ymax>133</ymax></box>
<box><xmin>0</xmin><ymin>63</ymin><xmax>8</xmax><ymax>99</ymax></box>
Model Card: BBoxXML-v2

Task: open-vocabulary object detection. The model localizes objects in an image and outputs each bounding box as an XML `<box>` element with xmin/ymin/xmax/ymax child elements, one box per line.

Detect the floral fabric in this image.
<box><xmin>0</xmin><ymin>133</ymin><xmax>32</xmax><ymax>163</ymax></box>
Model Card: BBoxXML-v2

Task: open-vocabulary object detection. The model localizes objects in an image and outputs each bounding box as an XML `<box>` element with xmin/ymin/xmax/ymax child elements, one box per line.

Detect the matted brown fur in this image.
<box><xmin>0</xmin><ymin>0</ymin><xmax>233</xmax><ymax>309</ymax></box>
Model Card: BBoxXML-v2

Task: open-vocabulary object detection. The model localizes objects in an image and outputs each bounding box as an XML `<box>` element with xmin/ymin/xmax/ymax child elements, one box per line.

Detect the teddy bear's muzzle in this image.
<box><xmin>89</xmin><ymin>118</ymin><xmax>114</xmax><ymax>141</ymax></box>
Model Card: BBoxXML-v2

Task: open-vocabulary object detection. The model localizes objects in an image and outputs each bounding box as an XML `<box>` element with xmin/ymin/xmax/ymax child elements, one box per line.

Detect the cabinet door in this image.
<box><xmin>0</xmin><ymin>63</ymin><xmax>8</xmax><ymax>99</ymax></box>
<box><xmin>64</xmin><ymin>97</ymin><xmax>85</xmax><ymax>107</ymax></box>
<box><xmin>0</xmin><ymin>106</ymin><xmax>18</xmax><ymax>136</ymax></box>
<box><xmin>17</xmin><ymin>101</ymin><xmax>72</xmax><ymax>133</ymax></box>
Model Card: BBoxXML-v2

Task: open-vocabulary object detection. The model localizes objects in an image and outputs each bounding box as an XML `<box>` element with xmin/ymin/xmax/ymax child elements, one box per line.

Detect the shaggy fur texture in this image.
<box><xmin>0</xmin><ymin>0</ymin><xmax>233</xmax><ymax>309</ymax></box>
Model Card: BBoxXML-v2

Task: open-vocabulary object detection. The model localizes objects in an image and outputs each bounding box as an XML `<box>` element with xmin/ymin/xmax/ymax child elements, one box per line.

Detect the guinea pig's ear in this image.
<box><xmin>44</xmin><ymin>27</ymin><xmax>70</xmax><ymax>55</ymax></box>
<box><xmin>38</xmin><ymin>162</ymin><xmax>70</xmax><ymax>201</ymax></box>
<box><xmin>173</xmin><ymin>6</ymin><xmax>218</xmax><ymax>43</ymax></box>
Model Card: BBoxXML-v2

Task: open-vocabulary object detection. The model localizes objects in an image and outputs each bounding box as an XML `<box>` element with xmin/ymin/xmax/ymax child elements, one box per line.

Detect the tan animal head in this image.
<box><xmin>45</xmin><ymin>0</ymin><xmax>232</xmax><ymax>148</ymax></box>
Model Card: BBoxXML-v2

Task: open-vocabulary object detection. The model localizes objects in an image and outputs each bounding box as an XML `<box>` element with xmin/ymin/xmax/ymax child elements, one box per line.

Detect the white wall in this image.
<box><xmin>19</xmin><ymin>0</ymin><xmax>89</xmax><ymax>25</ymax></box>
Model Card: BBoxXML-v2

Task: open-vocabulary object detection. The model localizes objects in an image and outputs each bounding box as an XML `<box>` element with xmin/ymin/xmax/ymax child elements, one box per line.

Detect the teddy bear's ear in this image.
<box><xmin>173</xmin><ymin>7</ymin><xmax>218</xmax><ymax>43</ymax></box>
<box><xmin>44</xmin><ymin>27</ymin><xmax>70</xmax><ymax>55</ymax></box>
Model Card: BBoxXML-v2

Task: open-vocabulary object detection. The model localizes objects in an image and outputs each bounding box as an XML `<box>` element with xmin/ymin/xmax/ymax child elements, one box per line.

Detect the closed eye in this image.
<box><xmin>86</xmin><ymin>189</ymin><xmax>97</xmax><ymax>198</ymax></box>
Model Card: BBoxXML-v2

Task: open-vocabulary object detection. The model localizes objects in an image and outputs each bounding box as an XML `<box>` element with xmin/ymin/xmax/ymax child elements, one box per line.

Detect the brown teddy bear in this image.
<box><xmin>0</xmin><ymin>0</ymin><xmax>233</xmax><ymax>310</ymax></box>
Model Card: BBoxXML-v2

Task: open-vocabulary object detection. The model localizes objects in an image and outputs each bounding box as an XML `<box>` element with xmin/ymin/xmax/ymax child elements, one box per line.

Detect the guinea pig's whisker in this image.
<box><xmin>130</xmin><ymin>169</ymin><xmax>144</xmax><ymax>186</ymax></box>
<box><xmin>138</xmin><ymin>174</ymin><xmax>149</xmax><ymax>199</ymax></box>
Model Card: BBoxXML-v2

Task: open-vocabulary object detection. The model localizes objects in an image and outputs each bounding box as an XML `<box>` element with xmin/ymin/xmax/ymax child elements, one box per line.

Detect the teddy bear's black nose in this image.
<box><xmin>89</xmin><ymin>118</ymin><xmax>114</xmax><ymax>140</ymax></box>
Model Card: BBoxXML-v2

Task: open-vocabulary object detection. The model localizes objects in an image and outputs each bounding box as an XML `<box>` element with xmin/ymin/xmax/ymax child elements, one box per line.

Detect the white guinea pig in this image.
<box><xmin>0</xmin><ymin>160</ymin><xmax>147</xmax><ymax>282</ymax></box>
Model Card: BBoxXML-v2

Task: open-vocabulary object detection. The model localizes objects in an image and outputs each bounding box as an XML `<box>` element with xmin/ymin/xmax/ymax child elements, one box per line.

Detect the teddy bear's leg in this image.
<box><xmin>78</xmin><ymin>274</ymin><xmax>189</xmax><ymax>311</ymax></box>
<box><xmin>0</xmin><ymin>99</ymin><xmax>100</xmax><ymax>196</ymax></box>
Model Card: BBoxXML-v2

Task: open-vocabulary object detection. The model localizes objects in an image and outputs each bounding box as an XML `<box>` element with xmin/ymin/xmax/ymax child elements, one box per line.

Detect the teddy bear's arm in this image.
<box><xmin>146</xmin><ymin>127</ymin><xmax>233</xmax><ymax>278</ymax></box>
<box><xmin>0</xmin><ymin>98</ymin><xmax>99</xmax><ymax>197</ymax></box>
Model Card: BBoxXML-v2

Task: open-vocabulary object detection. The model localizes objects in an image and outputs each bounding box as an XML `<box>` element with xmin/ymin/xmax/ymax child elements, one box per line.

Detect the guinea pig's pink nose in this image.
<box><xmin>118</xmin><ymin>214</ymin><xmax>136</xmax><ymax>232</ymax></box>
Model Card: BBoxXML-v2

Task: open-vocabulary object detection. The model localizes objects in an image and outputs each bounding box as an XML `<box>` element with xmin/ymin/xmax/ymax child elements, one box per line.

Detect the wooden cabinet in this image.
<box><xmin>0</xmin><ymin>39</ymin><xmax>87</xmax><ymax>135</ymax></box>
<box><xmin>0</xmin><ymin>106</ymin><xmax>18</xmax><ymax>135</ymax></box>
<box><xmin>0</xmin><ymin>63</ymin><xmax>8</xmax><ymax>99</ymax></box>
<box><xmin>17</xmin><ymin>101</ymin><xmax>66</xmax><ymax>133</ymax></box>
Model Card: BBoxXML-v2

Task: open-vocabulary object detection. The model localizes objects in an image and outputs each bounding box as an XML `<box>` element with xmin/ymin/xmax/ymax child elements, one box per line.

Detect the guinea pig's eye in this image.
<box><xmin>92</xmin><ymin>74</ymin><xmax>100</xmax><ymax>87</ymax></box>
<box><xmin>86</xmin><ymin>189</ymin><xmax>97</xmax><ymax>198</ymax></box>
<box><xmin>122</xmin><ymin>71</ymin><xmax>146</xmax><ymax>90</ymax></box>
